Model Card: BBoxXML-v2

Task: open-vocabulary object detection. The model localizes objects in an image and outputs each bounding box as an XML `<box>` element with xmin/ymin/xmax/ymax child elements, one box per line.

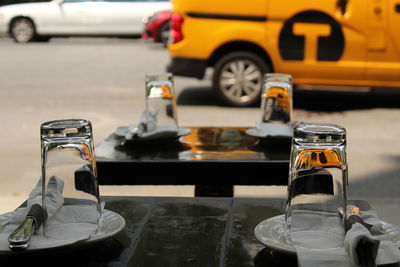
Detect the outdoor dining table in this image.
<box><xmin>0</xmin><ymin>126</ymin><xmax>295</xmax><ymax>266</ymax></box>
<box><xmin>94</xmin><ymin>126</ymin><xmax>292</xmax><ymax>197</ymax></box>
<box><xmin>2</xmin><ymin>126</ymin><xmax>399</xmax><ymax>266</ymax></box>
<box><xmin>0</xmin><ymin>195</ymin><xmax>293</xmax><ymax>267</ymax></box>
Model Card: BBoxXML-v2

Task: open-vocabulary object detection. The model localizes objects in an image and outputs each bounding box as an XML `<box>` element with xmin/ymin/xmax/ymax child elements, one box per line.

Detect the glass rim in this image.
<box><xmin>145</xmin><ymin>72</ymin><xmax>173</xmax><ymax>82</ymax></box>
<box><xmin>293</xmin><ymin>122</ymin><xmax>346</xmax><ymax>145</ymax></box>
<box><xmin>264</xmin><ymin>73</ymin><xmax>292</xmax><ymax>78</ymax></box>
<box><xmin>264</xmin><ymin>73</ymin><xmax>293</xmax><ymax>82</ymax></box>
<box><xmin>41</xmin><ymin>119</ymin><xmax>92</xmax><ymax>139</ymax></box>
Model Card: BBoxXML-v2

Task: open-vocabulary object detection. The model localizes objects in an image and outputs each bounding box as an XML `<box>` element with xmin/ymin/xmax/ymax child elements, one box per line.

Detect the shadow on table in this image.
<box><xmin>0</xmin><ymin>238</ymin><xmax>125</xmax><ymax>267</ymax></box>
<box><xmin>254</xmin><ymin>247</ymin><xmax>297</xmax><ymax>267</ymax></box>
<box><xmin>177</xmin><ymin>86</ymin><xmax>220</xmax><ymax>106</ymax></box>
<box><xmin>294</xmin><ymin>89</ymin><xmax>400</xmax><ymax>112</ymax></box>
<box><xmin>176</xmin><ymin>85</ymin><xmax>400</xmax><ymax>111</ymax></box>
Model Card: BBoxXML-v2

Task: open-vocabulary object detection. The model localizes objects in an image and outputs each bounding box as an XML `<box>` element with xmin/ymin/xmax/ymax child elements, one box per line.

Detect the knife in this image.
<box><xmin>8</xmin><ymin>203</ymin><xmax>47</xmax><ymax>251</ymax></box>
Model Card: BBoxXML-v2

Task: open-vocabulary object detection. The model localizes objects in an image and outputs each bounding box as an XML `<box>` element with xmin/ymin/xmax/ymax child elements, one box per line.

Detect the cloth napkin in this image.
<box><xmin>124</xmin><ymin>110</ymin><xmax>190</xmax><ymax>141</ymax></box>
<box><xmin>0</xmin><ymin>176</ymin><xmax>64</xmax><ymax>233</ymax></box>
<box><xmin>126</xmin><ymin>110</ymin><xmax>174</xmax><ymax>139</ymax></box>
<box><xmin>0</xmin><ymin>176</ymin><xmax>102</xmax><ymax>251</ymax></box>
<box><xmin>290</xmin><ymin>209</ymin><xmax>400</xmax><ymax>267</ymax></box>
<box><xmin>344</xmin><ymin>222</ymin><xmax>380</xmax><ymax>266</ymax></box>
<box><xmin>356</xmin><ymin>209</ymin><xmax>400</xmax><ymax>266</ymax></box>
<box><xmin>246</xmin><ymin>122</ymin><xmax>292</xmax><ymax>138</ymax></box>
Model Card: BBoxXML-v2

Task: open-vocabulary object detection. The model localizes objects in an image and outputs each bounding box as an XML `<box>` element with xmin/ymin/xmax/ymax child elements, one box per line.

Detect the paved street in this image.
<box><xmin>0</xmin><ymin>36</ymin><xmax>399</xmax><ymax>226</ymax></box>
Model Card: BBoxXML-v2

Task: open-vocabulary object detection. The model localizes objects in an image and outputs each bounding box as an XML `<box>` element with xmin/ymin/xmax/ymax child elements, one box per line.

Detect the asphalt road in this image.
<box><xmin>0</xmin><ymin>36</ymin><xmax>399</xmax><ymax>226</ymax></box>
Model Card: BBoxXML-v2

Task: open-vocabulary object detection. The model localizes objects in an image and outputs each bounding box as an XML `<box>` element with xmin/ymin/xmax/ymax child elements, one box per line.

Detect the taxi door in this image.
<box><xmin>365</xmin><ymin>0</ymin><xmax>400</xmax><ymax>84</ymax></box>
<box><xmin>268</xmin><ymin>0</ymin><xmax>368</xmax><ymax>85</ymax></box>
<box><xmin>390</xmin><ymin>0</ymin><xmax>400</xmax><ymax>51</ymax></box>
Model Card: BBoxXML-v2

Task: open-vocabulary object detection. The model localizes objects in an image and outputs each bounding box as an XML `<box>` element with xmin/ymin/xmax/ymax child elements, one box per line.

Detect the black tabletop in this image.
<box><xmin>0</xmin><ymin>196</ymin><xmax>295</xmax><ymax>267</ymax></box>
<box><xmin>95</xmin><ymin>127</ymin><xmax>291</xmax><ymax>197</ymax></box>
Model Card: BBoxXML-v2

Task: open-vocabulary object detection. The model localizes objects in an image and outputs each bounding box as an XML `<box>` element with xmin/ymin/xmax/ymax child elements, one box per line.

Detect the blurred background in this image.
<box><xmin>0</xmin><ymin>0</ymin><xmax>399</xmax><ymax>227</ymax></box>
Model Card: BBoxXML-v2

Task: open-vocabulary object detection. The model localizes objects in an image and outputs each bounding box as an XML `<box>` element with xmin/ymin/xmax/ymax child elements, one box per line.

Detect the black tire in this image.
<box><xmin>10</xmin><ymin>17</ymin><xmax>37</xmax><ymax>43</ymax></box>
<box><xmin>212</xmin><ymin>51</ymin><xmax>270</xmax><ymax>107</ymax></box>
<box><xmin>158</xmin><ymin>21</ymin><xmax>170</xmax><ymax>47</ymax></box>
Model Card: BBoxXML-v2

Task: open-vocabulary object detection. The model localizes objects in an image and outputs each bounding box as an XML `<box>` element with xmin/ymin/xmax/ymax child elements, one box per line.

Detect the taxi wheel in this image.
<box><xmin>10</xmin><ymin>17</ymin><xmax>37</xmax><ymax>43</ymax></box>
<box><xmin>213</xmin><ymin>51</ymin><xmax>269</xmax><ymax>107</ymax></box>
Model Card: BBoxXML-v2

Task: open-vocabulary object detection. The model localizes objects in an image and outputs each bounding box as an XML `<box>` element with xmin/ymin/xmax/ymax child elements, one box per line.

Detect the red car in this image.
<box><xmin>142</xmin><ymin>10</ymin><xmax>172</xmax><ymax>47</ymax></box>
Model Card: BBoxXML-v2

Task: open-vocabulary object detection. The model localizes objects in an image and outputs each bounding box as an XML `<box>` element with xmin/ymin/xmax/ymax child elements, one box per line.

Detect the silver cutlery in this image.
<box><xmin>8</xmin><ymin>203</ymin><xmax>47</xmax><ymax>250</ymax></box>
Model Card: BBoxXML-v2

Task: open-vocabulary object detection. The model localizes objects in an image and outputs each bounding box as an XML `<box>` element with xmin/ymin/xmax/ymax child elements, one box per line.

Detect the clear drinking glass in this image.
<box><xmin>40</xmin><ymin>119</ymin><xmax>101</xmax><ymax>233</ymax></box>
<box><xmin>260</xmin><ymin>73</ymin><xmax>293</xmax><ymax>124</ymax></box>
<box><xmin>144</xmin><ymin>73</ymin><xmax>178</xmax><ymax>132</ymax></box>
<box><xmin>285</xmin><ymin>122</ymin><xmax>348</xmax><ymax>228</ymax></box>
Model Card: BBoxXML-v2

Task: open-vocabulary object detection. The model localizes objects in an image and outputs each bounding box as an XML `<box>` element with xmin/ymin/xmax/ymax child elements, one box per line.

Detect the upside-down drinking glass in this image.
<box><xmin>144</xmin><ymin>73</ymin><xmax>178</xmax><ymax>132</ymax></box>
<box><xmin>285</xmin><ymin>122</ymin><xmax>348</xmax><ymax>228</ymax></box>
<box><xmin>260</xmin><ymin>73</ymin><xmax>293</xmax><ymax>125</ymax></box>
<box><xmin>40</xmin><ymin>119</ymin><xmax>101</xmax><ymax>233</ymax></box>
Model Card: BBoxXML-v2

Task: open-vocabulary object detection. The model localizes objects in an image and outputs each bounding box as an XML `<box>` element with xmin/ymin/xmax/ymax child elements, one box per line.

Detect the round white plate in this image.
<box><xmin>254</xmin><ymin>214</ymin><xmax>400</xmax><ymax>255</ymax></box>
<box><xmin>0</xmin><ymin>209</ymin><xmax>125</xmax><ymax>255</ymax></box>
<box><xmin>254</xmin><ymin>215</ymin><xmax>296</xmax><ymax>255</ymax></box>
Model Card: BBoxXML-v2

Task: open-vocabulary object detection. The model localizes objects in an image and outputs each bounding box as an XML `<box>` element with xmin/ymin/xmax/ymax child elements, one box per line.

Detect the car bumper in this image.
<box><xmin>142</xmin><ymin>21</ymin><xmax>156</xmax><ymax>41</ymax></box>
<box><xmin>142</xmin><ymin>30</ymin><xmax>154</xmax><ymax>41</ymax></box>
<box><xmin>166</xmin><ymin>57</ymin><xmax>207</xmax><ymax>79</ymax></box>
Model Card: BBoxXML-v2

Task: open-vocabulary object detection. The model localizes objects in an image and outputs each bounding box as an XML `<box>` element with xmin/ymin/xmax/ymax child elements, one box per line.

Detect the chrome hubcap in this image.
<box><xmin>12</xmin><ymin>19</ymin><xmax>34</xmax><ymax>43</ymax></box>
<box><xmin>219</xmin><ymin>59</ymin><xmax>263</xmax><ymax>104</ymax></box>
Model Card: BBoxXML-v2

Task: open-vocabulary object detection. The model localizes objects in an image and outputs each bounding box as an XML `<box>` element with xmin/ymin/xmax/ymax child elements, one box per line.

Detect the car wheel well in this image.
<box><xmin>158</xmin><ymin>20</ymin><xmax>170</xmax><ymax>43</ymax></box>
<box><xmin>208</xmin><ymin>41</ymin><xmax>273</xmax><ymax>72</ymax></box>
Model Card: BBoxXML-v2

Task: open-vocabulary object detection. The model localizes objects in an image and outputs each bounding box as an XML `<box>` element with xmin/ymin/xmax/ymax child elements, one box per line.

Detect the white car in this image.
<box><xmin>0</xmin><ymin>0</ymin><xmax>172</xmax><ymax>43</ymax></box>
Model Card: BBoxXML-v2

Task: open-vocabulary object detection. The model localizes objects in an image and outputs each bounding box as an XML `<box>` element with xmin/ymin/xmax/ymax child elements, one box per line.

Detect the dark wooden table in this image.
<box><xmin>95</xmin><ymin>127</ymin><xmax>291</xmax><ymax>197</ymax></box>
<box><xmin>0</xmin><ymin>196</ymin><xmax>297</xmax><ymax>267</ymax></box>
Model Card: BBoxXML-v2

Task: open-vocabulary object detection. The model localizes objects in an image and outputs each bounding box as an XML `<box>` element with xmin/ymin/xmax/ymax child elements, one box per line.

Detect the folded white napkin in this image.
<box><xmin>246</xmin><ymin>122</ymin><xmax>292</xmax><ymax>138</ymax></box>
<box><xmin>358</xmin><ymin>209</ymin><xmax>400</xmax><ymax>265</ymax></box>
<box><xmin>291</xmin><ymin>209</ymin><xmax>400</xmax><ymax>267</ymax></box>
<box><xmin>122</xmin><ymin>110</ymin><xmax>191</xmax><ymax>142</ymax></box>
<box><xmin>139</xmin><ymin>109</ymin><xmax>159</xmax><ymax>134</ymax></box>
<box><xmin>0</xmin><ymin>176</ymin><xmax>102</xmax><ymax>251</ymax></box>
<box><xmin>27</xmin><ymin>176</ymin><xmax>65</xmax><ymax>219</ymax></box>
<box><xmin>0</xmin><ymin>176</ymin><xmax>64</xmax><ymax>231</ymax></box>
<box><xmin>125</xmin><ymin>110</ymin><xmax>181</xmax><ymax>140</ymax></box>
<box><xmin>344</xmin><ymin>222</ymin><xmax>380</xmax><ymax>265</ymax></box>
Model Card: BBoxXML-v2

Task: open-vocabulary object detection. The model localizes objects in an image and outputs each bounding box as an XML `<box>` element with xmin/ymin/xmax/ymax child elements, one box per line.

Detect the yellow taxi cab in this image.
<box><xmin>294</xmin><ymin>149</ymin><xmax>343</xmax><ymax>170</ymax></box>
<box><xmin>167</xmin><ymin>0</ymin><xmax>400</xmax><ymax>106</ymax></box>
<box><xmin>262</xmin><ymin>86</ymin><xmax>291</xmax><ymax>122</ymax></box>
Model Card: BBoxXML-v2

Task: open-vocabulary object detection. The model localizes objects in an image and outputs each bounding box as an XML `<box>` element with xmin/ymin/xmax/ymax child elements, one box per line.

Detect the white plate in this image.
<box><xmin>254</xmin><ymin>214</ymin><xmax>297</xmax><ymax>255</ymax></box>
<box><xmin>0</xmin><ymin>209</ymin><xmax>125</xmax><ymax>255</ymax></box>
<box><xmin>254</xmin><ymin>214</ymin><xmax>400</xmax><ymax>255</ymax></box>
